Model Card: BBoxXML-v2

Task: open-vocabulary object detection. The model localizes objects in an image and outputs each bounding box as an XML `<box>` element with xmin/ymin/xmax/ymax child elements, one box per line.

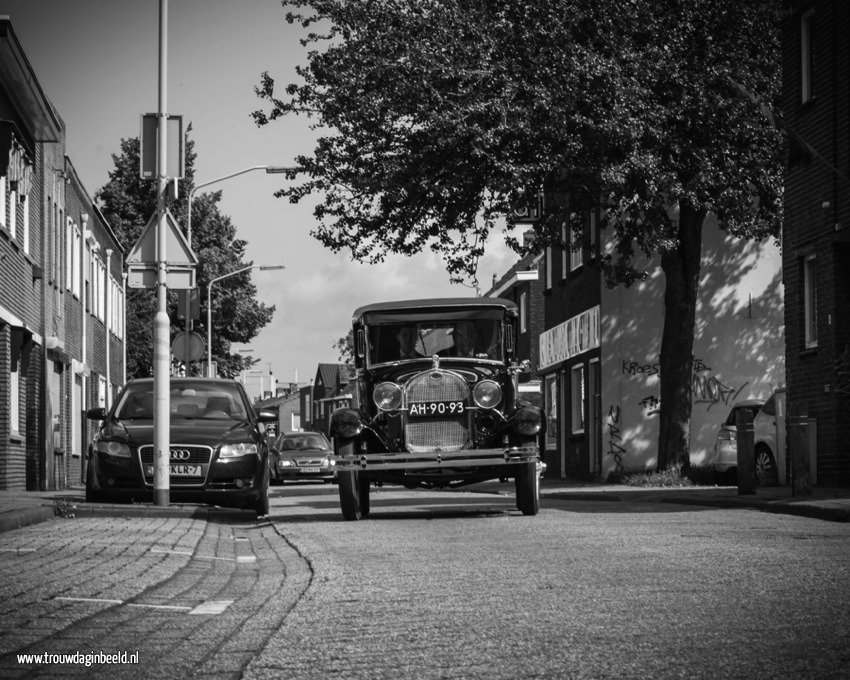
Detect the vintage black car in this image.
<box><xmin>330</xmin><ymin>298</ymin><xmax>544</xmax><ymax>520</ymax></box>
<box><xmin>85</xmin><ymin>377</ymin><xmax>274</xmax><ymax>516</ymax></box>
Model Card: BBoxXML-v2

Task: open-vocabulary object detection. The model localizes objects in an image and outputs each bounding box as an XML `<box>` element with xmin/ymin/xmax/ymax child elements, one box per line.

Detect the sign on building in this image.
<box><xmin>539</xmin><ymin>305</ymin><xmax>600</xmax><ymax>370</ymax></box>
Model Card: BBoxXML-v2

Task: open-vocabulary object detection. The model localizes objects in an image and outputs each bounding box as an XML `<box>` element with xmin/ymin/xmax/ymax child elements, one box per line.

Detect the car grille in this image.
<box><xmin>295</xmin><ymin>458</ymin><xmax>325</xmax><ymax>467</ymax></box>
<box><xmin>403</xmin><ymin>369</ymin><xmax>470</xmax><ymax>453</ymax></box>
<box><xmin>139</xmin><ymin>445</ymin><xmax>213</xmax><ymax>484</ymax></box>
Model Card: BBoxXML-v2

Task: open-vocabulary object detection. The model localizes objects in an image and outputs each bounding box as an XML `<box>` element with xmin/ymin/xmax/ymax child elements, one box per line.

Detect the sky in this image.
<box><xmin>1</xmin><ymin>0</ymin><xmax>523</xmax><ymax>385</ymax></box>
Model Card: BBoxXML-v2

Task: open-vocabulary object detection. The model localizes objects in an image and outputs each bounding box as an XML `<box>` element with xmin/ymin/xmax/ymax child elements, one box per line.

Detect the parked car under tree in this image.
<box><xmin>85</xmin><ymin>377</ymin><xmax>275</xmax><ymax>516</ymax></box>
<box><xmin>330</xmin><ymin>298</ymin><xmax>545</xmax><ymax>520</ymax></box>
<box><xmin>712</xmin><ymin>393</ymin><xmax>781</xmax><ymax>486</ymax></box>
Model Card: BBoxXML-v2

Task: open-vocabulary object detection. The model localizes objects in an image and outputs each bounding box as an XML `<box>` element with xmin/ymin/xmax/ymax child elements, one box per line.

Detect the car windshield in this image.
<box><xmin>366</xmin><ymin>315</ymin><xmax>503</xmax><ymax>365</ymax></box>
<box><xmin>113</xmin><ymin>382</ymin><xmax>249</xmax><ymax>421</ymax></box>
<box><xmin>277</xmin><ymin>435</ymin><xmax>330</xmax><ymax>452</ymax></box>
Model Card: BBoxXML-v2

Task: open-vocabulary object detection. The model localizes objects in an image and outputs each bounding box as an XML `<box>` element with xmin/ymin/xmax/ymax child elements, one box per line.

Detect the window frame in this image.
<box><xmin>570</xmin><ymin>363</ymin><xmax>585</xmax><ymax>435</ymax></box>
<box><xmin>519</xmin><ymin>291</ymin><xmax>528</xmax><ymax>334</ymax></box>
<box><xmin>801</xmin><ymin>9</ymin><xmax>814</xmax><ymax>104</ymax></box>
<box><xmin>569</xmin><ymin>216</ymin><xmax>584</xmax><ymax>272</ymax></box>
<box><xmin>803</xmin><ymin>254</ymin><xmax>817</xmax><ymax>349</ymax></box>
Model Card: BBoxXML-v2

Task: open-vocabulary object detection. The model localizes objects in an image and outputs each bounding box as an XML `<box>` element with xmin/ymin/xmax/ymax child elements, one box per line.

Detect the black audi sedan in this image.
<box><xmin>85</xmin><ymin>377</ymin><xmax>275</xmax><ymax>516</ymax></box>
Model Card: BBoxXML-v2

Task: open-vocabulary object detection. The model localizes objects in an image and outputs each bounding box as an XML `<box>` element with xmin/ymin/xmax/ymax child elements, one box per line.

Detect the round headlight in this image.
<box><xmin>373</xmin><ymin>382</ymin><xmax>402</xmax><ymax>411</ymax></box>
<box><xmin>513</xmin><ymin>406</ymin><xmax>542</xmax><ymax>435</ymax></box>
<box><xmin>473</xmin><ymin>380</ymin><xmax>502</xmax><ymax>409</ymax></box>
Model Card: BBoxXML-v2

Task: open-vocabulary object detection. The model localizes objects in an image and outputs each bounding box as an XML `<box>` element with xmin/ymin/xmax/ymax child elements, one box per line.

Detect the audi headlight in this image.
<box><xmin>94</xmin><ymin>441</ymin><xmax>131</xmax><ymax>458</ymax></box>
<box><xmin>473</xmin><ymin>380</ymin><xmax>502</xmax><ymax>409</ymax></box>
<box><xmin>219</xmin><ymin>442</ymin><xmax>259</xmax><ymax>459</ymax></box>
<box><xmin>373</xmin><ymin>382</ymin><xmax>402</xmax><ymax>411</ymax></box>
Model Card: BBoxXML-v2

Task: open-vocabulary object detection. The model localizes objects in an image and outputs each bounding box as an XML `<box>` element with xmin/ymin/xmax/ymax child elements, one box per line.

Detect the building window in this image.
<box><xmin>9</xmin><ymin>330</ymin><xmax>26</xmax><ymax>436</ymax></box>
<box><xmin>589</xmin><ymin>208</ymin><xmax>597</xmax><ymax>257</ymax></box>
<box><xmin>8</xmin><ymin>187</ymin><xmax>16</xmax><ymax>240</ymax></box>
<box><xmin>545</xmin><ymin>246</ymin><xmax>552</xmax><ymax>289</ymax></box>
<box><xmin>801</xmin><ymin>9</ymin><xmax>814</xmax><ymax>103</ymax></box>
<box><xmin>544</xmin><ymin>374</ymin><xmax>558</xmax><ymax>449</ymax></box>
<box><xmin>570</xmin><ymin>363</ymin><xmax>585</xmax><ymax>434</ymax></box>
<box><xmin>570</xmin><ymin>217</ymin><xmax>584</xmax><ymax>271</ymax></box>
<box><xmin>803</xmin><ymin>254</ymin><xmax>817</xmax><ymax>348</ymax></box>
<box><xmin>21</xmin><ymin>195</ymin><xmax>29</xmax><ymax>253</ymax></box>
<box><xmin>519</xmin><ymin>291</ymin><xmax>528</xmax><ymax>334</ymax></box>
<box><xmin>561</xmin><ymin>223</ymin><xmax>568</xmax><ymax>279</ymax></box>
<box><xmin>0</xmin><ymin>176</ymin><xmax>6</xmax><ymax>229</ymax></box>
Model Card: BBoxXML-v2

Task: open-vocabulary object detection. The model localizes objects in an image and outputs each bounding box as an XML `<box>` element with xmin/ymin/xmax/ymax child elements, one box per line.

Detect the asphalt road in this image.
<box><xmin>0</xmin><ymin>483</ymin><xmax>848</xmax><ymax>679</ymax></box>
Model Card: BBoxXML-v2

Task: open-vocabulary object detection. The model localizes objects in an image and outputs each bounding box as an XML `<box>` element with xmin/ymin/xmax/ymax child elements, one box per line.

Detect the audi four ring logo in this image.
<box><xmin>170</xmin><ymin>449</ymin><xmax>192</xmax><ymax>461</ymax></box>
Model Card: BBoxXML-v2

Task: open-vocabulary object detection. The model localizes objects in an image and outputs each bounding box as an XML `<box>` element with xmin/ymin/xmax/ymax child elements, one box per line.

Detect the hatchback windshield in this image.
<box><xmin>366</xmin><ymin>317</ymin><xmax>503</xmax><ymax>365</ymax></box>
<box><xmin>277</xmin><ymin>434</ymin><xmax>331</xmax><ymax>452</ymax></box>
<box><xmin>113</xmin><ymin>381</ymin><xmax>249</xmax><ymax>421</ymax></box>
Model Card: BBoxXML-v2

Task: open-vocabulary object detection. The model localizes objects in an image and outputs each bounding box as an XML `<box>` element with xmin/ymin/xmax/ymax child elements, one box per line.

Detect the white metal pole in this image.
<box><xmin>153</xmin><ymin>0</ymin><xmax>170</xmax><ymax>506</ymax></box>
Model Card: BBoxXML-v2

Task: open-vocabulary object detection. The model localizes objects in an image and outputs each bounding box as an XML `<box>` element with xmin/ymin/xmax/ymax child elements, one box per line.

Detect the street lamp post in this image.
<box><xmin>206</xmin><ymin>265</ymin><xmax>285</xmax><ymax>378</ymax></box>
<box><xmin>186</xmin><ymin>165</ymin><xmax>299</xmax><ymax>244</ymax></box>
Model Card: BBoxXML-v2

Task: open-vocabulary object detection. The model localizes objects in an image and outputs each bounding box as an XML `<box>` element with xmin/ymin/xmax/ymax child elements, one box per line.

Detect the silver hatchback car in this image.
<box><xmin>712</xmin><ymin>393</ymin><xmax>780</xmax><ymax>485</ymax></box>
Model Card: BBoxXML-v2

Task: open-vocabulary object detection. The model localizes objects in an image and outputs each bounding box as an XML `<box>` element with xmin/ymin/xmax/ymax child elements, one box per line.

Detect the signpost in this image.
<box><xmin>125</xmin><ymin>0</ymin><xmax>197</xmax><ymax>506</ymax></box>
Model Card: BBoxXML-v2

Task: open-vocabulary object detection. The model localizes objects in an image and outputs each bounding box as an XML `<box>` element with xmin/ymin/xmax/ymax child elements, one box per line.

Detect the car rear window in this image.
<box><xmin>724</xmin><ymin>405</ymin><xmax>762</xmax><ymax>426</ymax></box>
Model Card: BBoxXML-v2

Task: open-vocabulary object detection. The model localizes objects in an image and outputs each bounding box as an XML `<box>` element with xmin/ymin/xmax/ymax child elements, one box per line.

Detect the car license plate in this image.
<box><xmin>408</xmin><ymin>401</ymin><xmax>465</xmax><ymax>417</ymax></box>
<box><xmin>300</xmin><ymin>467</ymin><xmax>320</xmax><ymax>473</ymax></box>
<box><xmin>170</xmin><ymin>464</ymin><xmax>202</xmax><ymax>476</ymax></box>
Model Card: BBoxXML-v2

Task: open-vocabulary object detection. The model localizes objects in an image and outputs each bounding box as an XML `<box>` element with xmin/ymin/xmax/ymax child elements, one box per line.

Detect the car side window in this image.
<box><xmin>761</xmin><ymin>396</ymin><xmax>776</xmax><ymax>417</ymax></box>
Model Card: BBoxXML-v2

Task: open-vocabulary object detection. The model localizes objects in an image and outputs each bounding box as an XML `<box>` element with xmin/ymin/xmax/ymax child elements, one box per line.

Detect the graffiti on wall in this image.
<box><xmin>605</xmin><ymin>405</ymin><xmax>626</xmax><ymax>472</ymax></box>
<box><xmin>622</xmin><ymin>356</ymin><xmax>749</xmax><ymax>413</ymax></box>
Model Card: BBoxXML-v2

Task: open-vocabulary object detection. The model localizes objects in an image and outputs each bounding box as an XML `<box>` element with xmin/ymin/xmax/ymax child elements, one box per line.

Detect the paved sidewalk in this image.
<box><xmin>0</xmin><ymin>486</ymin><xmax>252</xmax><ymax>533</ymax></box>
<box><xmin>1</xmin><ymin>478</ymin><xmax>848</xmax><ymax>533</ymax></box>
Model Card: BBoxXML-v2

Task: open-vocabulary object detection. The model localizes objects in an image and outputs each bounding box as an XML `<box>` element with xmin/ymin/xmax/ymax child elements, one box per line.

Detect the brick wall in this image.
<box><xmin>783</xmin><ymin>0</ymin><xmax>850</xmax><ymax>484</ymax></box>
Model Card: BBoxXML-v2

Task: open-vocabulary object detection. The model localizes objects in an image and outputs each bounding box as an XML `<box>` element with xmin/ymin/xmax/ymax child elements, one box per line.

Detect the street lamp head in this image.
<box><xmin>258</xmin><ymin>265</ymin><xmax>285</xmax><ymax>271</ymax></box>
<box><xmin>265</xmin><ymin>166</ymin><xmax>301</xmax><ymax>174</ymax></box>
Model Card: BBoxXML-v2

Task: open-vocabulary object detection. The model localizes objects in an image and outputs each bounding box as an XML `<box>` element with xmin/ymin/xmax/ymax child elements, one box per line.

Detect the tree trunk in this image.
<box><xmin>656</xmin><ymin>204</ymin><xmax>706</xmax><ymax>473</ymax></box>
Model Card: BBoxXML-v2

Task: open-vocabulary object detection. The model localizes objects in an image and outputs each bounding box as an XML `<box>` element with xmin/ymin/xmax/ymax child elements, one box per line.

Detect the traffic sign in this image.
<box><xmin>140</xmin><ymin>113</ymin><xmax>184</xmax><ymax>179</ymax></box>
<box><xmin>127</xmin><ymin>208</ymin><xmax>198</xmax><ymax>267</ymax></box>
<box><xmin>171</xmin><ymin>331</ymin><xmax>205</xmax><ymax>362</ymax></box>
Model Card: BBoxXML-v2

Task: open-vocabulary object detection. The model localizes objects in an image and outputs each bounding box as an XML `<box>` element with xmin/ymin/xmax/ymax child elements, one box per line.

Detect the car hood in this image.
<box><xmin>276</xmin><ymin>449</ymin><xmax>331</xmax><ymax>460</ymax></box>
<box><xmin>100</xmin><ymin>418</ymin><xmax>257</xmax><ymax>448</ymax></box>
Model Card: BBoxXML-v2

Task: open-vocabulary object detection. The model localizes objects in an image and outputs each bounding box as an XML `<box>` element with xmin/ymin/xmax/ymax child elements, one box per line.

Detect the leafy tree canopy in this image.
<box><xmin>255</xmin><ymin>0</ymin><xmax>783</xmax><ymax>471</ymax></box>
<box><xmin>96</xmin><ymin>134</ymin><xmax>275</xmax><ymax>378</ymax></box>
<box><xmin>254</xmin><ymin>0</ymin><xmax>782</xmax><ymax>285</ymax></box>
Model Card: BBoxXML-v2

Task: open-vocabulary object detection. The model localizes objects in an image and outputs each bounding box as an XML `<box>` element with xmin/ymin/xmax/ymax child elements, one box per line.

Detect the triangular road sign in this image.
<box><xmin>126</xmin><ymin>208</ymin><xmax>199</xmax><ymax>267</ymax></box>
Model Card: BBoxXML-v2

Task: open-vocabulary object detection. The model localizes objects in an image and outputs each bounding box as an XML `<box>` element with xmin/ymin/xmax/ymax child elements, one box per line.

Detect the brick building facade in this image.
<box><xmin>782</xmin><ymin>0</ymin><xmax>850</xmax><ymax>485</ymax></box>
<box><xmin>0</xmin><ymin>18</ymin><xmax>125</xmax><ymax>490</ymax></box>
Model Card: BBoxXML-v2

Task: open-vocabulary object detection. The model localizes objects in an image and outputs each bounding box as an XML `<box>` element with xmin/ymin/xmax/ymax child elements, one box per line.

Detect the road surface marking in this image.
<box><xmin>189</xmin><ymin>600</ymin><xmax>233</xmax><ymax>615</ymax></box>
<box><xmin>55</xmin><ymin>596</ymin><xmax>123</xmax><ymax>605</ymax></box>
<box><xmin>127</xmin><ymin>603</ymin><xmax>192</xmax><ymax>612</ymax></box>
<box><xmin>151</xmin><ymin>549</ymin><xmax>193</xmax><ymax>556</ymax></box>
<box><xmin>236</xmin><ymin>555</ymin><xmax>257</xmax><ymax>563</ymax></box>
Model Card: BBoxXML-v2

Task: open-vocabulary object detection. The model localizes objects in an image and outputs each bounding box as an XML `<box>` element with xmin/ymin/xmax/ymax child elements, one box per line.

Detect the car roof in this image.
<box><xmin>732</xmin><ymin>399</ymin><xmax>765</xmax><ymax>407</ymax></box>
<box><xmin>353</xmin><ymin>297</ymin><xmax>517</xmax><ymax>319</ymax></box>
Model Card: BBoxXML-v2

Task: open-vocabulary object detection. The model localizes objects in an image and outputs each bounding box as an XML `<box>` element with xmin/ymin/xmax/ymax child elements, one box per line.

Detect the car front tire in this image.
<box><xmin>255</xmin><ymin>463</ymin><xmax>270</xmax><ymax>517</ymax></box>
<box><xmin>515</xmin><ymin>461</ymin><xmax>540</xmax><ymax>516</ymax></box>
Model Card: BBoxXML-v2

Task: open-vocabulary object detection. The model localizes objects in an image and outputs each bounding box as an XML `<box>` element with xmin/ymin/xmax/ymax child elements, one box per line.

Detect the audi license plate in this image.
<box><xmin>408</xmin><ymin>401</ymin><xmax>465</xmax><ymax>417</ymax></box>
<box><xmin>170</xmin><ymin>464</ymin><xmax>202</xmax><ymax>476</ymax></box>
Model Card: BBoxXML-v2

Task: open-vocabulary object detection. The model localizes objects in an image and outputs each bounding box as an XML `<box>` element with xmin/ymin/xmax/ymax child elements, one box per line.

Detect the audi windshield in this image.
<box><xmin>112</xmin><ymin>380</ymin><xmax>249</xmax><ymax>421</ymax></box>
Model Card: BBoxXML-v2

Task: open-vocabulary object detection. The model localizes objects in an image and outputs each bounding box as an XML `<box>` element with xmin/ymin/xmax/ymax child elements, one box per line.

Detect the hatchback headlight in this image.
<box><xmin>473</xmin><ymin>380</ymin><xmax>502</xmax><ymax>409</ymax></box>
<box><xmin>94</xmin><ymin>441</ymin><xmax>131</xmax><ymax>458</ymax></box>
<box><xmin>219</xmin><ymin>442</ymin><xmax>259</xmax><ymax>458</ymax></box>
<box><xmin>373</xmin><ymin>382</ymin><xmax>402</xmax><ymax>411</ymax></box>
<box><xmin>278</xmin><ymin>459</ymin><xmax>294</xmax><ymax>467</ymax></box>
